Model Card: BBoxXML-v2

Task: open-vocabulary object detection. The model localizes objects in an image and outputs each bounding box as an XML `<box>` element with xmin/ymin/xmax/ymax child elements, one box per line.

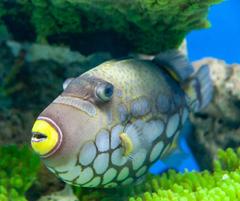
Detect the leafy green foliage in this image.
<box><xmin>0</xmin><ymin>0</ymin><xmax>222</xmax><ymax>54</ymax></box>
<box><xmin>71</xmin><ymin>148</ymin><xmax>240</xmax><ymax>201</ymax></box>
<box><xmin>129</xmin><ymin>148</ymin><xmax>240</xmax><ymax>201</ymax></box>
<box><xmin>0</xmin><ymin>145</ymin><xmax>40</xmax><ymax>201</ymax></box>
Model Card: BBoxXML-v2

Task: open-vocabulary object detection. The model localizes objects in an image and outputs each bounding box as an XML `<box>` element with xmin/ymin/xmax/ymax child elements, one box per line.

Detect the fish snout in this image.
<box><xmin>31</xmin><ymin>117</ymin><xmax>63</xmax><ymax>158</ymax></box>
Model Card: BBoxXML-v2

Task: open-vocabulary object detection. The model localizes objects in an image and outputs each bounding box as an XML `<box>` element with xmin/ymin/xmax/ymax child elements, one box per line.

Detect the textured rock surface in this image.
<box><xmin>189</xmin><ymin>58</ymin><xmax>240</xmax><ymax>170</ymax></box>
<box><xmin>0</xmin><ymin>41</ymin><xmax>111</xmax><ymax>145</ymax></box>
<box><xmin>0</xmin><ymin>0</ymin><xmax>221</xmax><ymax>54</ymax></box>
<box><xmin>37</xmin><ymin>185</ymin><xmax>78</xmax><ymax>201</ymax></box>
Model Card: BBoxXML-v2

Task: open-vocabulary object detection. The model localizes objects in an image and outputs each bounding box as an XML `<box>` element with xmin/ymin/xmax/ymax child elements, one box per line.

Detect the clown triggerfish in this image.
<box><xmin>31</xmin><ymin>50</ymin><xmax>212</xmax><ymax>188</ymax></box>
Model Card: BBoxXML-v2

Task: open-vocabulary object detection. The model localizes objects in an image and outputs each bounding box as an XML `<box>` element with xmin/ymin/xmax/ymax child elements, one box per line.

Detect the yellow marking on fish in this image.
<box><xmin>168</xmin><ymin>130</ymin><xmax>180</xmax><ymax>154</ymax></box>
<box><xmin>31</xmin><ymin>120</ymin><xmax>59</xmax><ymax>156</ymax></box>
<box><xmin>161</xmin><ymin>143</ymin><xmax>171</xmax><ymax>159</ymax></box>
<box><xmin>140</xmin><ymin>113</ymin><xmax>153</xmax><ymax>122</ymax></box>
<box><xmin>164</xmin><ymin>67</ymin><xmax>180</xmax><ymax>82</ymax></box>
<box><xmin>119</xmin><ymin>133</ymin><xmax>133</xmax><ymax>156</ymax></box>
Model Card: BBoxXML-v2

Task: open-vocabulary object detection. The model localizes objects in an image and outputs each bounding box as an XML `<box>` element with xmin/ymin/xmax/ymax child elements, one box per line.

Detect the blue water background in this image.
<box><xmin>150</xmin><ymin>121</ymin><xmax>200</xmax><ymax>174</ymax></box>
<box><xmin>150</xmin><ymin>1</ymin><xmax>240</xmax><ymax>174</ymax></box>
<box><xmin>187</xmin><ymin>0</ymin><xmax>240</xmax><ymax>63</ymax></box>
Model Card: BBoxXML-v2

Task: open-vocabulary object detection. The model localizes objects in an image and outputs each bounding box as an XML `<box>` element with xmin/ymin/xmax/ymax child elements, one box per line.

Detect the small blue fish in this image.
<box><xmin>31</xmin><ymin>50</ymin><xmax>212</xmax><ymax>188</ymax></box>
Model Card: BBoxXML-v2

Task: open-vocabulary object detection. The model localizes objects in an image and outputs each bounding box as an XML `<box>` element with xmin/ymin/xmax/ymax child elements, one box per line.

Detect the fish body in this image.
<box><xmin>31</xmin><ymin>51</ymin><xmax>212</xmax><ymax>188</ymax></box>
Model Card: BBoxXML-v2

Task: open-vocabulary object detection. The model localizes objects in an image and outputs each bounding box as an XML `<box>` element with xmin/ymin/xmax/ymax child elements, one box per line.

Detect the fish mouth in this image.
<box><xmin>31</xmin><ymin>132</ymin><xmax>48</xmax><ymax>142</ymax></box>
<box><xmin>31</xmin><ymin>116</ymin><xmax>63</xmax><ymax>158</ymax></box>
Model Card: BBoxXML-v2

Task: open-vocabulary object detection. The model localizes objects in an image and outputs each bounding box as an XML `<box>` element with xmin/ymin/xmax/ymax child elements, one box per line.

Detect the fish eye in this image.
<box><xmin>96</xmin><ymin>83</ymin><xmax>114</xmax><ymax>102</ymax></box>
<box><xmin>63</xmin><ymin>78</ymin><xmax>75</xmax><ymax>90</ymax></box>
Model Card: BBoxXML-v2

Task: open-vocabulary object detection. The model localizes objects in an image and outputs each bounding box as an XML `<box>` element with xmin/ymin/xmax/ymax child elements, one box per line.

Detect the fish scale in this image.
<box><xmin>31</xmin><ymin>50</ymin><xmax>213</xmax><ymax>188</ymax></box>
<box><xmin>53</xmin><ymin>109</ymin><xmax>184</xmax><ymax>187</ymax></box>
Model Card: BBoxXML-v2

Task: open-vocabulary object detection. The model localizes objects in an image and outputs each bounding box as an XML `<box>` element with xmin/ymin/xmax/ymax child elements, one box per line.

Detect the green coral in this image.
<box><xmin>128</xmin><ymin>148</ymin><xmax>240</xmax><ymax>201</ymax></box>
<box><xmin>71</xmin><ymin>148</ymin><xmax>240</xmax><ymax>201</ymax></box>
<box><xmin>0</xmin><ymin>0</ymin><xmax>222</xmax><ymax>54</ymax></box>
<box><xmin>0</xmin><ymin>145</ymin><xmax>40</xmax><ymax>201</ymax></box>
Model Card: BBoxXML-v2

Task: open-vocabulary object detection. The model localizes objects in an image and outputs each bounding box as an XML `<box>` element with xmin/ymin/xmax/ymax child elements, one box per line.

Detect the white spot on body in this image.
<box><xmin>118</xmin><ymin>104</ymin><xmax>128</xmax><ymax>122</ymax></box>
<box><xmin>96</xmin><ymin>130</ymin><xmax>110</xmax><ymax>152</ymax></box>
<box><xmin>111</xmin><ymin>148</ymin><xmax>128</xmax><ymax>166</ymax></box>
<box><xmin>104</xmin><ymin>182</ymin><xmax>118</xmax><ymax>188</ymax></box>
<box><xmin>102</xmin><ymin>168</ymin><xmax>117</xmax><ymax>184</ymax></box>
<box><xmin>166</xmin><ymin>113</ymin><xmax>180</xmax><ymax>138</ymax></box>
<box><xmin>54</xmin><ymin>156</ymin><xmax>77</xmax><ymax>172</ymax></box>
<box><xmin>93</xmin><ymin>153</ymin><xmax>109</xmax><ymax>174</ymax></box>
<box><xmin>79</xmin><ymin>142</ymin><xmax>97</xmax><ymax>166</ymax></box>
<box><xmin>132</xmin><ymin>149</ymin><xmax>147</xmax><ymax>170</ymax></box>
<box><xmin>76</xmin><ymin>167</ymin><xmax>94</xmax><ymax>184</ymax></box>
<box><xmin>121</xmin><ymin>177</ymin><xmax>134</xmax><ymax>185</ymax></box>
<box><xmin>150</xmin><ymin>141</ymin><xmax>164</xmax><ymax>162</ymax></box>
<box><xmin>133</xmin><ymin>119</ymin><xmax>145</xmax><ymax>130</ymax></box>
<box><xmin>111</xmin><ymin>125</ymin><xmax>124</xmax><ymax>149</ymax></box>
<box><xmin>84</xmin><ymin>176</ymin><xmax>101</xmax><ymax>187</ymax></box>
<box><xmin>143</xmin><ymin>120</ymin><xmax>164</xmax><ymax>143</ymax></box>
<box><xmin>131</xmin><ymin>98</ymin><xmax>150</xmax><ymax>117</ymax></box>
<box><xmin>59</xmin><ymin>166</ymin><xmax>82</xmax><ymax>181</ymax></box>
<box><xmin>181</xmin><ymin>108</ymin><xmax>188</xmax><ymax>125</ymax></box>
<box><xmin>136</xmin><ymin>166</ymin><xmax>147</xmax><ymax>177</ymax></box>
<box><xmin>117</xmin><ymin>167</ymin><xmax>129</xmax><ymax>181</ymax></box>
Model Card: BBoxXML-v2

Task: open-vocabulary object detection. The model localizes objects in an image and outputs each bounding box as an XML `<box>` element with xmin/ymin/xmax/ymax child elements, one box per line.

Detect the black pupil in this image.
<box><xmin>104</xmin><ymin>86</ymin><xmax>113</xmax><ymax>97</ymax></box>
<box><xmin>33</xmin><ymin>132</ymin><xmax>47</xmax><ymax>139</ymax></box>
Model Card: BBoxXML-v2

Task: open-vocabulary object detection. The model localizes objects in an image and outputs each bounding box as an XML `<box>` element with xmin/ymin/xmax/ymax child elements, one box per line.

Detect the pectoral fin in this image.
<box><xmin>119</xmin><ymin>132</ymin><xmax>133</xmax><ymax>156</ymax></box>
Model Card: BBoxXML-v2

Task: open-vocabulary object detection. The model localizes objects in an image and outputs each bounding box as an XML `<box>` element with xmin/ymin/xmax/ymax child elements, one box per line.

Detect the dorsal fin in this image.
<box><xmin>152</xmin><ymin>50</ymin><xmax>194</xmax><ymax>82</ymax></box>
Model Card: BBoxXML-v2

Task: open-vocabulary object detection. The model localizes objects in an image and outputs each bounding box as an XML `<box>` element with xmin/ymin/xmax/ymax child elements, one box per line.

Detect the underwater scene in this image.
<box><xmin>0</xmin><ymin>0</ymin><xmax>240</xmax><ymax>200</ymax></box>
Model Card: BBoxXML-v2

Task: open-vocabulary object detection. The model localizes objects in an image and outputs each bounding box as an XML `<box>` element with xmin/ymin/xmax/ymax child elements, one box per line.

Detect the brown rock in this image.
<box><xmin>189</xmin><ymin>58</ymin><xmax>240</xmax><ymax>170</ymax></box>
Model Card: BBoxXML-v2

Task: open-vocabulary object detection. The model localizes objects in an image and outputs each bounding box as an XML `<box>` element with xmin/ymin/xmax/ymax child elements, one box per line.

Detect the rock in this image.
<box><xmin>6</xmin><ymin>41</ymin><xmax>86</xmax><ymax>64</ymax></box>
<box><xmin>38</xmin><ymin>185</ymin><xmax>79</xmax><ymax>201</ymax></box>
<box><xmin>0</xmin><ymin>40</ymin><xmax>111</xmax><ymax>145</ymax></box>
<box><xmin>188</xmin><ymin>58</ymin><xmax>240</xmax><ymax>170</ymax></box>
<box><xmin>26</xmin><ymin>165</ymin><xmax>64</xmax><ymax>201</ymax></box>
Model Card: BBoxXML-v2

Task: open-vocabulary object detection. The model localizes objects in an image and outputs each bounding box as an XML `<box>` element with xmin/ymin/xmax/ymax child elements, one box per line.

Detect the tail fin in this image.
<box><xmin>184</xmin><ymin>64</ymin><xmax>213</xmax><ymax>112</ymax></box>
<box><xmin>153</xmin><ymin>50</ymin><xmax>213</xmax><ymax>112</ymax></box>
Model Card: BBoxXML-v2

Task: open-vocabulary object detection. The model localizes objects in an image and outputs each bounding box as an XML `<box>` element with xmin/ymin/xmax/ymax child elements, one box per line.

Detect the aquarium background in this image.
<box><xmin>0</xmin><ymin>0</ymin><xmax>240</xmax><ymax>200</ymax></box>
<box><xmin>187</xmin><ymin>0</ymin><xmax>240</xmax><ymax>63</ymax></box>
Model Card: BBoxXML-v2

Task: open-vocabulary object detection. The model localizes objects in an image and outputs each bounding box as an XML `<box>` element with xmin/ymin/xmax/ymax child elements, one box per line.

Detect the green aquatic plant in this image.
<box><xmin>128</xmin><ymin>148</ymin><xmax>240</xmax><ymax>201</ymax></box>
<box><xmin>0</xmin><ymin>145</ymin><xmax>40</xmax><ymax>201</ymax></box>
<box><xmin>0</xmin><ymin>0</ymin><xmax>222</xmax><ymax>54</ymax></box>
<box><xmin>70</xmin><ymin>148</ymin><xmax>240</xmax><ymax>201</ymax></box>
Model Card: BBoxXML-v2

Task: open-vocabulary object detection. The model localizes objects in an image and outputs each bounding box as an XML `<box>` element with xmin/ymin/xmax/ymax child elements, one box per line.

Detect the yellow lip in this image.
<box><xmin>31</xmin><ymin>118</ymin><xmax>61</xmax><ymax>157</ymax></box>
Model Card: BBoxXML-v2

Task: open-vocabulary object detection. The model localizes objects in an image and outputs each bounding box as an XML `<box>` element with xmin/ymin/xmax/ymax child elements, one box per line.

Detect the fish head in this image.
<box><xmin>31</xmin><ymin>74</ymin><xmax>117</xmax><ymax>175</ymax></box>
<box><xmin>30</xmin><ymin>59</ymin><xmax>170</xmax><ymax>188</ymax></box>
